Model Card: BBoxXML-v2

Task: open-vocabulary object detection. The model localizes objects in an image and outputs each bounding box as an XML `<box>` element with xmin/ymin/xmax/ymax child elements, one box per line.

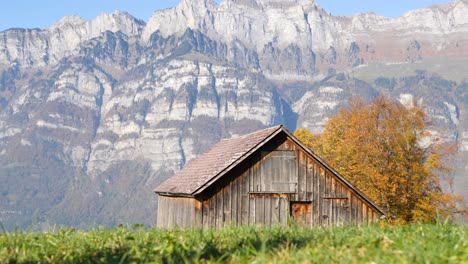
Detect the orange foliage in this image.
<box><xmin>295</xmin><ymin>96</ymin><xmax>466</xmax><ymax>223</ymax></box>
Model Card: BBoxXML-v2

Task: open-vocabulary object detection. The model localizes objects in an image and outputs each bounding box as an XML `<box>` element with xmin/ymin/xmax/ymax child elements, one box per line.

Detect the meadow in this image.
<box><xmin>0</xmin><ymin>223</ymin><xmax>466</xmax><ymax>263</ymax></box>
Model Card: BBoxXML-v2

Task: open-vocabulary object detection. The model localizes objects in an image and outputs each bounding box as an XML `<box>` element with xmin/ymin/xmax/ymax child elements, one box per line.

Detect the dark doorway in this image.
<box><xmin>290</xmin><ymin>202</ymin><xmax>312</xmax><ymax>226</ymax></box>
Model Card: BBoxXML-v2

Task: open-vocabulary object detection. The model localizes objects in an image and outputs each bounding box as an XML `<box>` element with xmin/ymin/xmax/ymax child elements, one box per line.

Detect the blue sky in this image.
<box><xmin>0</xmin><ymin>0</ymin><xmax>453</xmax><ymax>31</ymax></box>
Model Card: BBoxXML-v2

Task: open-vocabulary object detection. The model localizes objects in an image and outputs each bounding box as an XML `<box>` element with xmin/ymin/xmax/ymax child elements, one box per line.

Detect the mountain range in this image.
<box><xmin>0</xmin><ymin>0</ymin><xmax>467</xmax><ymax>229</ymax></box>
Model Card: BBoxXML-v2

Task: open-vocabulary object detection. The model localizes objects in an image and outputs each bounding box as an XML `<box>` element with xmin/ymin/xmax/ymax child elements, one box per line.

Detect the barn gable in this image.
<box><xmin>155</xmin><ymin>125</ymin><xmax>384</xmax><ymax>228</ymax></box>
<box><xmin>155</xmin><ymin>126</ymin><xmax>281</xmax><ymax>196</ymax></box>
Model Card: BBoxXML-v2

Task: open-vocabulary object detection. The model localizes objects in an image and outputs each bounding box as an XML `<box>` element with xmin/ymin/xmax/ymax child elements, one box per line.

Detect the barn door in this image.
<box><xmin>260</xmin><ymin>150</ymin><xmax>297</xmax><ymax>192</ymax></box>
<box><xmin>290</xmin><ymin>202</ymin><xmax>312</xmax><ymax>226</ymax></box>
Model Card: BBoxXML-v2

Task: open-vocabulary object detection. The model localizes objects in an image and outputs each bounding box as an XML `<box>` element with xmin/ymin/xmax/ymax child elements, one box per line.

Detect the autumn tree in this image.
<box><xmin>295</xmin><ymin>96</ymin><xmax>465</xmax><ymax>223</ymax></box>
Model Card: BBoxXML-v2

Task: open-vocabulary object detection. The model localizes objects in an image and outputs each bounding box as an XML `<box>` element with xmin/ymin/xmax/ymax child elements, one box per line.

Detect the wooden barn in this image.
<box><xmin>154</xmin><ymin>125</ymin><xmax>384</xmax><ymax>228</ymax></box>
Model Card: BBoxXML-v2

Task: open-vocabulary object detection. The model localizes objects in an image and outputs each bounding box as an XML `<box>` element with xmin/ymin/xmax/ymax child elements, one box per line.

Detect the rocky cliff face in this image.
<box><xmin>0</xmin><ymin>0</ymin><xmax>467</xmax><ymax>229</ymax></box>
<box><xmin>143</xmin><ymin>0</ymin><xmax>468</xmax><ymax>72</ymax></box>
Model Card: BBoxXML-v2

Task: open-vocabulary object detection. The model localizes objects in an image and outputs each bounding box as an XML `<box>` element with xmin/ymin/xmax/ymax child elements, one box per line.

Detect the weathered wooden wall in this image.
<box><xmin>157</xmin><ymin>137</ymin><xmax>381</xmax><ymax>229</ymax></box>
<box><xmin>156</xmin><ymin>196</ymin><xmax>201</xmax><ymax>229</ymax></box>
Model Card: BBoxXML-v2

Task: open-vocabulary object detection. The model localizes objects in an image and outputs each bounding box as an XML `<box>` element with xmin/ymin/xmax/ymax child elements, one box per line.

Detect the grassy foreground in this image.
<box><xmin>0</xmin><ymin>223</ymin><xmax>466</xmax><ymax>263</ymax></box>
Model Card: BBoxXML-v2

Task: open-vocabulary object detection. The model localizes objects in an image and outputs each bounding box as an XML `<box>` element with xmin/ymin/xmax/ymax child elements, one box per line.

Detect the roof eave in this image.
<box><xmin>155</xmin><ymin>191</ymin><xmax>194</xmax><ymax>198</ymax></box>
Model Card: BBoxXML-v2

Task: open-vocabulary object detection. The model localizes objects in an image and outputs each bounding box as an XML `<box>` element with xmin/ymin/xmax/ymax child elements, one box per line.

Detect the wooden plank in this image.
<box><xmin>241</xmin><ymin>171</ymin><xmax>249</xmax><ymax>225</ymax></box>
<box><xmin>229</xmin><ymin>180</ymin><xmax>234</xmax><ymax>226</ymax></box>
<box><xmin>306</xmin><ymin>157</ymin><xmax>313</xmax><ymax>202</ymax></box>
<box><xmin>290</xmin><ymin>151</ymin><xmax>298</xmax><ymax>193</ymax></box>
<box><xmin>255</xmin><ymin>196</ymin><xmax>264</xmax><ymax>225</ymax></box>
<box><xmin>259</xmin><ymin>152</ymin><xmax>265</xmax><ymax>191</ymax></box>
<box><xmin>334</xmin><ymin>180</ymin><xmax>339</xmax><ymax>225</ymax></box>
<box><xmin>194</xmin><ymin>200</ymin><xmax>202</xmax><ymax>228</ymax></box>
<box><xmin>164</xmin><ymin>197</ymin><xmax>169</xmax><ymax>229</ymax></box>
<box><xmin>360</xmin><ymin>200</ymin><xmax>365</xmax><ymax>225</ymax></box>
<box><xmin>163</xmin><ymin>197</ymin><xmax>169</xmax><ymax>229</ymax></box>
<box><xmin>355</xmin><ymin>195</ymin><xmax>359</xmax><ymax>225</ymax></box>
<box><xmin>298</xmin><ymin>152</ymin><xmax>307</xmax><ymax>201</ymax></box>
<box><xmin>317</xmin><ymin>164</ymin><xmax>323</xmax><ymax>225</ymax></box>
<box><xmin>312</xmin><ymin>162</ymin><xmax>319</xmax><ymax>226</ymax></box>
<box><xmin>335</xmin><ymin>184</ymin><xmax>340</xmax><ymax>226</ymax></box>
<box><xmin>322</xmin><ymin>200</ymin><xmax>329</xmax><ymax>226</ymax></box>
<box><xmin>156</xmin><ymin>196</ymin><xmax>163</xmax><ymax>229</ymax></box>
<box><xmin>252</xmin><ymin>157</ymin><xmax>256</xmax><ymax>192</ymax></box>
<box><xmin>174</xmin><ymin>198</ymin><xmax>180</xmax><ymax>227</ymax></box>
<box><xmin>167</xmin><ymin>198</ymin><xmax>172</xmax><ymax>229</ymax></box>
<box><xmin>156</xmin><ymin>196</ymin><xmax>166</xmax><ymax>229</ymax></box>
<box><xmin>346</xmin><ymin>190</ymin><xmax>351</xmax><ymax>225</ymax></box>
<box><xmin>185</xmin><ymin>199</ymin><xmax>190</xmax><ymax>227</ymax></box>
<box><xmin>330</xmin><ymin>176</ymin><xmax>335</xmax><ymax>225</ymax></box>
<box><xmin>171</xmin><ymin>199</ymin><xmax>177</xmax><ymax>227</ymax></box>
<box><xmin>264</xmin><ymin>195</ymin><xmax>271</xmax><ymax>226</ymax></box>
<box><xmin>219</xmin><ymin>189</ymin><xmax>225</xmax><ymax>228</ymax></box>
<box><xmin>179</xmin><ymin>199</ymin><xmax>185</xmax><ymax>227</ymax></box>
<box><xmin>279</xmin><ymin>196</ymin><xmax>288</xmax><ymax>226</ymax></box>
<box><xmin>189</xmin><ymin>199</ymin><xmax>194</xmax><ymax>227</ymax></box>
<box><xmin>180</xmin><ymin>200</ymin><xmax>185</xmax><ymax>228</ymax></box>
<box><xmin>209</xmin><ymin>196</ymin><xmax>215</xmax><ymax>228</ymax></box>
<box><xmin>262</xmin><ymin>152</ymin><xmax>272</xmax><ymax>191</ymax></box>
<box><xmin>306</xmin><ymin>202</ymin><xmax>313</xmax><ymax>226</ymax></box>
<box><xmin>187</xmin><ymin>199</ymin><xmax>193</xmax><ymax>227</ymax></box>
<box><xmin>338</xmin><ymin>184</ymin><xmax>346</xmax><ymax>226</ymax></box>
<box><xmin>301</xmin><ymin>203</ymin><xmax>307</xmax><ymax>225</ymax></box>
<box><xmin>258</xmin><ymin>155</ymin><xmax>264</xmax><ymax>192</ymax></box>
<box><xmin>179</xmin><ymin>198</ymin><xmax>186</xmax><ymax>227</ymax></box>
<box><xmin>350</xmin><ymin>194</ymin><xmax>355</xmax><ymax>225</ymax></box>
<box><xmin>278</xmin><ymin>153</ymin><xmax>286</xmax><ymax>192</ymax></box>
<box><xmin>224</xmin><ymin>185</ymin><xmax>231</xmax><ymax>227</ymax></box>
<box><xmin>356</xmin><ymin>199</ymin><xmax>362</xmax><ymax>225</ymax></box>
<box><xmin>170</xmin><ymin>198</ymin><xmax>176</xmax><ymax>228</ymax></box>
<box><xmin>272</xmin><ymin>196</ymin><xmax>280</xmax><ymax>225</ymax></box>
<box><xmin>234</xmin><ymin>178</ymin><xmax>239</xmax><ymax>226</ymax></box>
<box><xmin>202</xmin><ymin>200</ymin><xmax>209</xmax><ymax>229</ymax></box>
<box><xmin>363</xmin><ymin>203</ymin><xmax>368</xmax><ymax>224</ymax></box>
<box><xmin>169</xmin><ymin>200</ymin><xmax>180</xmax><ymax>228</ymax></box>
<box><xmin>363</xmin><ymin>205</ymin><xmax>368</xmax><ymax>224</ymax></box>
<box><xmin>323</xmin><ymin>170</ymin><xmax>329</xmax><ymax>226</ymax></box>
<box><xmin>249</xmin><ymin>195</ymin><xmax>255</xmax><ymax>225</ymax></box>
<box><xmin>249</xmin><ymin>165</ymin><xmax>253</xmax><ymax>192</ymax></box>
<box><xmin>335</xmin><ymin>179</ymin><xmax>339</xmax><ymax>225</ymax></box>
<box><xmin>360</xmin><ymin>201</ymin><xmax>364</xmax><ymax>224</ymax></box>
<box><xmin>342</xmin><ymin>190</ymin><xmax>347</xmax><ymax>225</ymax></box>
<box><xmin>179</xmin><ymin>199</ymin><xmax>185</xmax><ymax>228</ymax></box>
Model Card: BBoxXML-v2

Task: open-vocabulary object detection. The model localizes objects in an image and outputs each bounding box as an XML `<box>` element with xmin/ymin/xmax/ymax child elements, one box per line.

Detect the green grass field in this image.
<box><xmin>0</xmin><ymin>223</ymin><xmax>466</xmax><ymax>263</ymax></box>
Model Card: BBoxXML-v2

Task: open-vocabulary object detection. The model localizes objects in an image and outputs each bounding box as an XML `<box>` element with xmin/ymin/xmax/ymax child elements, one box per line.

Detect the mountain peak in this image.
<box><xmin>93</xmin><ymin>10</ymin><xmax>145</xmax><ymax>28</ymax></box>
<box><xmin>50</xmin><ymin>15</ymin><xmax>86</xmax><ymax>29</ymax></box>
<box><xmin>142</xmin><ymin>0</ymin><xmax>218</xmax><ymax>42</ymax></box>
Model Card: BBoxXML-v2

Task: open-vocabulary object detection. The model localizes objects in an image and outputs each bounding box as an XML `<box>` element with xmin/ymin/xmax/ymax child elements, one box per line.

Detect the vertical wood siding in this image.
<box><xmin>156</xmin><ymin>196</ymin><xmax>201</xmax><ymax>229</ymax></box>
<box><xmin>157</xmin><ymin>138</ymin><xmax>381</xmax><ymax>228</ymax></box>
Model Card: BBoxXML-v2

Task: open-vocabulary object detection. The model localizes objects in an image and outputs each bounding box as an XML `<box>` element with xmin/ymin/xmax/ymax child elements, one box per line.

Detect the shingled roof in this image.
<box><xmin>154</xmin><ymin>125</ymin><xmax>283</xmax><ymax>196</ymax></box>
